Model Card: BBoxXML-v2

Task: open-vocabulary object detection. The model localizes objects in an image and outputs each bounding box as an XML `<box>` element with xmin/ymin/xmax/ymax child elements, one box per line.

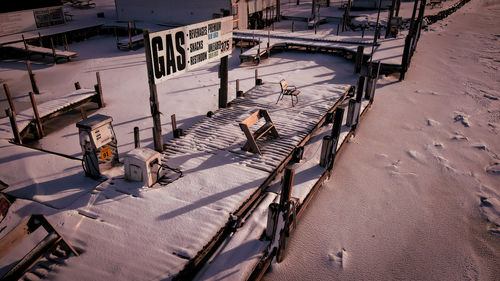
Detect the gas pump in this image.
<box><xmin>76</xmin><ymin>114</ymin><xmax>119</xmax><ymax>178</ymax></box>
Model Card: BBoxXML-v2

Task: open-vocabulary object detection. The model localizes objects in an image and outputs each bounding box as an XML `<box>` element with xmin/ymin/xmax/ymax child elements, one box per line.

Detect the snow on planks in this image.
<box><xmin>13</xmin><ymin>89</ymin><xmax>99</xmax><ymax>138</ymax></box>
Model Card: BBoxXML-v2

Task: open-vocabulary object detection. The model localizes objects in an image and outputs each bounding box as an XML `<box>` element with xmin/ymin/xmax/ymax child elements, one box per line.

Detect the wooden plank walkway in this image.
<box><xmin>14</xmin><ymin>89</ymin><xmax>99</xmax><ymax>138</ymax></box>
<box><xmin>234</xmin><ymin>30</ymin><xmax>374</xmax><ymax>63</ymax></box>
<box><xmin>3</xmin><ymin>42</ymin><xmax>78</xmax><ymax>62</ymax></box>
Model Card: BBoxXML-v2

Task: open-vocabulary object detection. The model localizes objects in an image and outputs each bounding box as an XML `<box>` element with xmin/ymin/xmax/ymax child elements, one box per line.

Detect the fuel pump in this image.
<box><xmin>76</xmin><ymin>114</ymin><xmax>119</xmax><ymax>178</ymax></box>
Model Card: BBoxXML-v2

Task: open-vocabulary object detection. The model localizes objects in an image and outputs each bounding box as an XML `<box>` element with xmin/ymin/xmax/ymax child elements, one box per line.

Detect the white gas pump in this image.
<box><xmin>76</xmin><ymin>114</ymin><xmax>119</xmax><ymax>178</ymax></box>
<box><xmin>124</xmin><ymin>148</ymin><xmax>162</xmax><ymax>187</ymax></box>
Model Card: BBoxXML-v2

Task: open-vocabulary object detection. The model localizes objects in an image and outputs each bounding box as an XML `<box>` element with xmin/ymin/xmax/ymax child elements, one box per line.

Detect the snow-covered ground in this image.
<box><xmin>264</xmin><ymin>0</ymin><xmax>500</xmax><ymax>280</ymax></box>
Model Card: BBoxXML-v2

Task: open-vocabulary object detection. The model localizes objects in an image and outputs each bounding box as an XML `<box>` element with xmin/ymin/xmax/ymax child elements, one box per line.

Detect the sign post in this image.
<box><xmin>143</xmin><ymin>17</ymin><xmax>233</xmax><ymax>151</ymax></box>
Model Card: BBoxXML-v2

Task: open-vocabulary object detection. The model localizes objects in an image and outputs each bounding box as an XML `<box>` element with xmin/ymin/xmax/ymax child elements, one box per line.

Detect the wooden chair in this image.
<box><xmin>239</xmin><ymin>109</ymin><xmax>280</xmax><ymax>155</ymax></box>
<box><xmin>277</xmin><ymin>79</ymin><xmax>300</xmax><ymax>106</ymax></box>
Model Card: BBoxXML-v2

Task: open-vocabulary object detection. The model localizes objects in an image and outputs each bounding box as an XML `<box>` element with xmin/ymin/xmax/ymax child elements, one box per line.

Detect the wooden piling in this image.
<box><xmin>64</xmin><ymin>34</ymin><xmax>69</xmax><ymax>51</ymax></box>
<box><xmin>80</xmin><ymin>107</ymin><xmax>87</xmax><ymax>120</ymax></box>
<box><xmin>336</xmin><ymin>24</ymin><xmax>340</xmax><ymax>35</ymax></box>
<box><xmin>255</xmin><ymin>69</ymin><xmax>258</xmax><ymax>85</ymax></box>
<box><xmin>171</xmin><ymin>114</ymin><xmax>178</xmax><ymax>138</ymax></box>
<box><xmin>74</xmin><ymin>82</ymin><xmax>81</xmax><ymax>90</ymax></box>
<box><xmin>25</xmin><ymin>60</ymin><xmax>40</xmax><ymax>95</ymax></box>
<box><xmin>38</xmin><ymin>32</ymin><xmax>43</xmax><ymax>47</ymax></box>
<box><xmin>292</xmin><ymin>21</ymin><xmax>295</xmax><ymax>32</ymax></box>
<box><xmin>329</xmin><ymin>107</ymin><xmax>345</xmax><ymax>169</ymax></box>
<box><xmin>5</xmin><ymin>109</ymin><xmax>21</xmax><ymax>144</ymax></box>
<box><xmin>134</xmin><ymin>126</ymin><xmax>140</xmax><ymax>148</ymax></box>
<box><xmin>219</xmin><ymin>56</ymin><xmax>228</xmax><ymax>109</ymax></box>
<box><xmin>29</xmin><ymin>92</ymin><xmax>44</xmax><ymax>138</ymax></box>
<box><xmin>3</xmin><ymin>84</ymin><xmax>16</xmax><ymax>115</ymax></box>
<box><xmin>277</xmin><ymin>166</ymin><xmax>294</xmax><ymax>263</ymax></box>
<box><xmin>50</xmin><ymin>37</ymin><xmax>56</xmax><ymax>63</ymax></box>
<box><xmin>95</xmin><ymin>72</ymin><xmax>104</xmax><ymax>107</ymax></box>
<box><xmin>354</xmin><ymin>46</ymin><xmax>364</xmax><ymax>74</ymax></box>
<box><xmin>128</xmin><ymin>22</ymin><xmax>132</xmax><ymax>49</ymax></box>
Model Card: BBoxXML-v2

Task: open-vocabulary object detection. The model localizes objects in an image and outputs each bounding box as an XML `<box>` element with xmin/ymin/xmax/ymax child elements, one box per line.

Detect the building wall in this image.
<box><xmin>115</xmin><ymin>0</ymin><xmax>232</xmax><ymax>26</ymax></box>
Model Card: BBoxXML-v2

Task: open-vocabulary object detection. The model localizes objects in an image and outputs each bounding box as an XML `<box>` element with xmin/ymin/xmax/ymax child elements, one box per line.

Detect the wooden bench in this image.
<box><xmin>239</xmin><ymin>109</ymin><xmax>280</xmax><ymax>155</ymax></box>
<box><xmin>277</xmin><ymin>79</ymin><xmax>300</xmax><ymax>106</ymax></box>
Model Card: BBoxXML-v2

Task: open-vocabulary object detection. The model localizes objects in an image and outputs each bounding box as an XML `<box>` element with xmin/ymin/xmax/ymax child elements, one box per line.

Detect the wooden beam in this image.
<box><xmin>5</xmin><ymin>108</ymin><xmax>22</xmax><ymax>144</ymax></box>
<box><xmin>29</xmin><ymin>91</ymin><xmax>44</xmax><ymax>138</ymax></box>
<box><xmin>3</xmin><ymin>83</ymin><xmax>16</xmax><ymax>114</ymax></box>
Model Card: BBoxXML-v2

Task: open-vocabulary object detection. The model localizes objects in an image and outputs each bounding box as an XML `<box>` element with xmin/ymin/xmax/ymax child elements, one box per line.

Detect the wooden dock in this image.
<box><xmin>234</xmin><ymin>30</ymin><xmax>374</xmax><ymax>64</ymax></box>
<box><xmin>2</xmin><ymin>42</ymin><xmax>78</xmax><ymax>62</ymax></box>
<box><xmin>12</xmin><ymin>89</ymin><xmax>101</xmax><ymax>140</ymax></box>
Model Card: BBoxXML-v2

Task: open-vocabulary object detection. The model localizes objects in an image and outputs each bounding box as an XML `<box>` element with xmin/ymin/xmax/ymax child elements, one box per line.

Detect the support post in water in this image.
<box><xmin>74</xmin><ymin>82</ymin><xmax>81</xmax><ymax>90</ymax></box>
<box><xmin>219</xmin><ymin>56</ymin><xmax>228</xmax><ymax>109</ymax></box>
<box><xmin>128</xmin><ymin>22</ymin><xmax>132</xmax><ymax>49</ymax></box>
<box><xmin>277</xmin><ymin>166</ymin><xmax>294</xmax><ymax>263</ymax></box>
<box><xmin>38</xmin><ymin>32</ymin><xmax>43</xmax><ymax>47</ymax></box>
<box><xmin>347</xmin><ymin>77</ymin><xmax>365</xmax><ymax>127</ymax></box>
<box><xmin>29</xmin><ymin>91</ymin><xmax>44</xmax><ymax>138</ymax></box>
<box><xmin>134</xmin><ymin>126</ymin><xmax>140</xmax><ymax>148</ymax></box>
<box><xmin>50</xmin><ymin>37</ymin><xmax>56</xmax><ymax>63</ymax></box>
<box><xmin>95</xmin><ymin>72</ymin><xmax>104</xmax><ymax>108</ymax></box>
<box><xmin>236</xmin><ymin>79</ymin><xmax>244</xmax><ymax>97</ymax></box>
<box><xmin>64</xmin><ymin>33</ymin><xmax>69</xmax><ymax>51</ymax></box>
<box><xmin>171</xmin><ymin>114</ymin><xmax>180</xmax><ymax>138</ymax></box>
<box><xmin>329</xmin><ymin>107</ymin><xmax>345</xmax><ymax>169</ymax></box>
<box><xmin>25</xmin><ymin>60</ymin><xmax>40</xmax><ymax>95</ymax></box>
<box><xmin>3</xmin><ymin>83</ymin><xmax>16</xmax><ymax>115</ymax></box>
<box><xmin>143</xmin><ymin>30</ymin><xmax>163</xmax><ymax>152</ymax></box>
<box><xmin>5</xmin><ymin>108</ymin><xmax>21</xmax><ymax>144</ymax></box>
<box><xmin>354</xmin><ymin>46</ymin><xmax>364</xmax><ymax>73</ymax></box>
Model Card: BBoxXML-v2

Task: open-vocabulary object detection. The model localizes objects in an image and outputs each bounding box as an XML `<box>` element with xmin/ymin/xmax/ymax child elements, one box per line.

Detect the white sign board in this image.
<box><xmin>147</xmin><ymin>16</ymin><xmax>233</xmax><ymax>84</ymax></box>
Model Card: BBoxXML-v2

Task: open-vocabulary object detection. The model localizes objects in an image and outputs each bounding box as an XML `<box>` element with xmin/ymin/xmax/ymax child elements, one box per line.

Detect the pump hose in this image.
<box><xmin>82</xmin><ymin>151</ymin><xmax>100</xmax><ymax>178</ymax></box>
<box><xmin>156</xmin><ymin>163</ymin><xmax>183</xmax><ymax>185</ymax></box>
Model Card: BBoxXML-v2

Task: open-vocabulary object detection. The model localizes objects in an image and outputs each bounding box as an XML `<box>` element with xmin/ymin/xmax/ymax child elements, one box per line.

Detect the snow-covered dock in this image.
<box><xmin>2</xmin><ymin>42</ymin><xmax>78</xmax><ymax>62</ymax></box>
<box><xmin>235</xmin><ymin>30</ymin><xmax>374</xmax><ymax>63</ymax></box>
<box><xmin>5</xmin><ymin>88</ymin><xmax>102</xmax><ymax>141</ymax></box>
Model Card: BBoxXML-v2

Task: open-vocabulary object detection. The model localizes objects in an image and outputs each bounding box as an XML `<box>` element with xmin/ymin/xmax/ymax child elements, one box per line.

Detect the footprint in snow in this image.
<box><xmin>479</xmin><ymin>196</ymin><xmax>500</xmax><ymax>234</ymax></box>
<box><xmin>328</xmin><ymin>248</ymin><xmax>347</xmax><ymax>268</ymax></box>
<box><xmin>454</xmin><ymin>112</ymin><xmax>471</xmax><ymax>127</ymax></box>
<box><xmin>451</xmin><ymin>132</ymin><xmax>468</xmax><ymax>141</ymax></box>
<box><xmin>486</xmin><ymin>162</ymin><xmax>500</xmax><ymax>175</ymax></box>
<box><xmin>427</xmin><ymin>118</ymin><xmax>440</xmax><ymax>126</ymax></box>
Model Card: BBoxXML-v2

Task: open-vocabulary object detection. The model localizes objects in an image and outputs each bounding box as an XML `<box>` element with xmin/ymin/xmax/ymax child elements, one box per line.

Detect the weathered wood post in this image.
<box><xmin>255</xmin><ymin>69</ymin><xmax>259</xmax><ymax>85</ymax></box>
<box><xmin>64</xmin><ymin>33</ymin><xmax>69</xmax><ymax>51</ymax></box>
<box><xmin>328</xmin><ymin>107</ymin><xmax>345</xmax><ymax>169</ymax></box>
<box><xmin>292</xmin><ymin>21</ymin><xmax>295</xmax><ymax>32</ymax></box>
<box><xmin>219</xmin><ymin>56</ymin><xmax>229</xmax><ymax>109</ymax></box>
<box><xmin>362</xmin><ymin>25</ymin><xmax>365</xmax><ymax>38</ymax></box>
<box><xmin>74</xmin><ymin>82</ymin><xmax>81</xmax><ymax>90</ymax></box>
<box><xmin>354</xmin><ymin>46</ymin><xmax>364</xmax><ymax>73</ymax></box>
<box><xmin>143</xmin><ymin>30</ymin><xmax>163</xmax><ymax>152</ymax></box>
<box><xmin>400</xmin><ymin>35</ymin><xmax>411</xmax><ymax>81</ymax></box>
<box><xmin>3</xmin><ymin>84</ymin><xmax>16</xmax><ymax>115</ymax></box>
<box><xmin>134</xmin><ymin>126</ymin><xmax>140</xmax><ymax>148</ymax></box>
<box><xmin>337</xmin><ymin>24</ymin><xmax>340</xmax><ymax>35</ymax></box>
<box><xmin>320</xmin><ymin>135</ymin><xmax>333</xmax><ymax>167</ymax></box>
<box><xmin>128</xmin><ymin>22</ymin><xmax>132</xmax><ymax>49</ymax></box>
<box><xmin>5</xmin><ymin>108</ymin><xmax>21</xmax><ymax>144</ymax></box>
<box><xmin>29</xmin><ymin>92</ymin><xmax>44</xmax><ymax>138</ymax></box>
<box><xmin>171</xmin><ymin>114</ymin><xmax>179</xmax><ymax>138</ymax></box>
<box><xmin>236</xmin><ymin>79</ymin><xmax>244</xmax><ymax>97</ymax></box>
<box><xmin>22</xmin><ymin>35</ymin><xmax>29</xmax><ymax>59</ymax></box>
<box><xmin>38</xmin><ymin>32</ymin><xmax>43</xmax><ymax>47</ymax></box>
<box><xmin>50</xmin><ymin>37</ymin><xmax>56</xmax><ymax>63</ymax></box>
<box><xmin>277</xmin><ymin>166</ymin><xmax>294</xmax><ymax>263</ymax></box>
<box><xmin>80</xmin><ymin>107</ymin><xmax>87</xmax><ymax>120</ymax></box>
<box><xmin>386</xmin><ymin>0</ymin><xmax>397</xmax><ymax>38</ymax></box>
<box><xmin>25</xmin><ymin>60</ymin><xmax>40</xmax><ymax>95</ymax></box>
<box><xmin>347</xmin><ymin>77</ymin><xmax>365</xmax><ymax>127</ymax></box>
<box><xmin>114</xmin><ymin>27</ymin><xmax>119</xmax><ymax>49</ymax></box>
<box><xmin>94</xmin><ymin>72</ymin><xmax>105</xmax><ymax>108</ymax></box>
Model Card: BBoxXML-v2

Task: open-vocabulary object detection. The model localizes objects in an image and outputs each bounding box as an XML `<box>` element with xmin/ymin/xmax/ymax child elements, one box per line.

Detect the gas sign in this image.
<box><xmin>146</xmin><ymin>17</ymin><xmax>233</xmax><ymax>84</ymax></box>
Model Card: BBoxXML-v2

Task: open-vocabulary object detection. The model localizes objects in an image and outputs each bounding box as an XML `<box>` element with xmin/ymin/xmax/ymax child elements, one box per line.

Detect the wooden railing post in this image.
<box><xmin>95</xmin><ymin>72</ymin><xmax>104</xmax><ymax>108</ymax></box>
<box><xmin>354</xmin><ymin>46</ymin><xmax>364</xmax><ymax>73</ymax></box>
<box><xmin>29</xmin><ymin>92</ymin><xmax>44</xmax><ymax>138</ymax></box>
<box><xmin>134</xmin><ymin>126</ymin><xmax>140</xmax><ymax>148</ymax></box>
<box><xmin>5</xmin><ymin>108</ymin><xmax>21</xmax><ymax>144</ymax></box>
<box><xmin>277</xmin><ymin>166</ymin><xmax>294</xmax><ymax>263</ymax></box>
<box><xmin>3</xmin><ymin>83</ymin><xmax>16</xmax><ymax>115</ymax></box>
<box><xmin>329</xmin><ymin>107</ymin><xmax>345</xmax><ymax>169</ymax></box>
